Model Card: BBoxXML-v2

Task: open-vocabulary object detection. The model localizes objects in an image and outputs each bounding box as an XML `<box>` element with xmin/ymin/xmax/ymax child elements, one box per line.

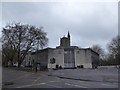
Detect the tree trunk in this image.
<box><xmin>18</xmin><ymin>62</ymin><xmax>21</xmax><ymax>67</ymax></box>
<box><xmin>10</xmin><ymin>60</ymin><xmax>13</xmax><ymax>66</ymax></box>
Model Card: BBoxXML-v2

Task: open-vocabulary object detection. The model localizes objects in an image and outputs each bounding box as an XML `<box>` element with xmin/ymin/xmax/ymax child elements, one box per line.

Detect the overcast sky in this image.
<box><xmin>2</xmin><ymin>1</ymin><xmax>118</xmax><ymax>51</ymax></box>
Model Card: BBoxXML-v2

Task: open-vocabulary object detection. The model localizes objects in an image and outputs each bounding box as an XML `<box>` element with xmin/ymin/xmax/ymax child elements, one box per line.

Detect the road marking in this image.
<box><xmin>101</xmin><ymin>83</ymin><xmax>111</xmax><ymax>86</ymax></box>
<box><xmin>32</xmin><ymin>74</ymin><xmax>47</xmax><ymax>84</ymax></box>
<box><xmin>16</xmin><ymin>82</ymin><xmax>47</xmax><ymax>88</ymax></box>
<box><xmin>45</xmin><ymin>83</ymin><xmax>61</xmax><ymax>88</ymax></box>
<box><xmin>49</xmin><ymin>81</ymin><xmax>56</xmax><ymax>82</ymax></box>
<box><xmin>65</xmin><ymin>83</ymin><xmax>88</xmax><ymax>88</ymax></box>
<box><xmin>40</xmin><ymin>83</ymin><xmax>46</xmax><ymax>85</ymax></box>
<box><xmin>16</xmin><ymin>79</ymin><xmax>64</xmax><ymax>88</ymax></box>
<box><xmin>32</xmin><ymin>77</ymin><xmax>42</xmax><ymax>83</ymax></box>
<box><xmin>32</xmin><ymin>77</ymin><xmax>41</xmax><ymax>83</ymax></box>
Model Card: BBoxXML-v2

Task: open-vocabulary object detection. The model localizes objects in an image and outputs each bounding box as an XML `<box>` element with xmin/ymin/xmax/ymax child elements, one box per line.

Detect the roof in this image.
<box><xmin>61</xmin><ymin>37</ymin><xmax>68</xmax><ymax>39</ymax></box>
<box><xmin>31</xmin><ymin>46</ymin><xmax>99</xmax><ymax>56</ymax></box>
<box><xmin>31</xmin><ymin>47</ymin><xmax>55</xmax><ymax>54</ymax></box>
<box><xmin>79</xmin><ymin>48</ymin><xmax>99</xmax><ymax>55</ymax></box>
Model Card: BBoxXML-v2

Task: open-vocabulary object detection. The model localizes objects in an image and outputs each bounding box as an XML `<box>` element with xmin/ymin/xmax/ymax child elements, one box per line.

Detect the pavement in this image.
<box><xmin>48</xmin><ymin>68</ymin><xmax>119</xmax><ymax>83</ymax></box>
<box><xmin>2</xmin><ymin>67</ymin><xmax>119</xmax><ymax>88</ymax></box>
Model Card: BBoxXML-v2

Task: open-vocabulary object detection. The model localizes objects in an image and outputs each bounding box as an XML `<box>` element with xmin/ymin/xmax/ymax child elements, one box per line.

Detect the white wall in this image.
<box><xmin>48</xmin><ymin>49</ymin><xmax>64</xmax><ymax>68</ymax></box>
<box><xmin>75</xmin><ymin>49</ymin><xmax>92</xmax><ymax>68</ymax></box>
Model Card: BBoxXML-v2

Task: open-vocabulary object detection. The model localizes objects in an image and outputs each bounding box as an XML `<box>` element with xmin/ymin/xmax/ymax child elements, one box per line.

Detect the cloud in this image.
<box><xmin>2</xmin><ymin>2</ymin><xmax>118</xmax><ymax>51</ymax></box>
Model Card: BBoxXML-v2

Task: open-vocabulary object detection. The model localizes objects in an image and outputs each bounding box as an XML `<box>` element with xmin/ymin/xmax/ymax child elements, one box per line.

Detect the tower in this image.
<box><xmin>68</xmin><ymin>31</ymin><xmax>70</xmax><ymax>39</ymax></box>
<box><xmin>67</xmin><ymin>31</ymin><xmax>70</xmax><ymax>46</ymax></box>
<box><xmin>60</xmin><ymin>31</ymin><xmax>71</xmax><ymax>47</ymax></box>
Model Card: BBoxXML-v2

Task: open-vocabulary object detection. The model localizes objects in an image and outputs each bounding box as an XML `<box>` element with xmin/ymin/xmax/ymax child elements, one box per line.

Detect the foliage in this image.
<box><xmin>2</xmin><ymin>43</ymin><xmax>17</xmax><ymax>66</ymax></box>
<box><xmin>91</xmin><ymin>44</ymin><xmax>105</xmax><ymax>60</ymax></box>
<box><xmin>2</xmin><ymin>22</ymin><xmax>48</xmax><ymax>67</ymax></box>
<box><xmin>98</xmin><ymin>35</ymin><xmax>120</xmax><ymax>66</ymax></box>
<box><xmin>107</xmin><ymin>35</ymin><xmax>120</xmax><ymax>65</ymax></box>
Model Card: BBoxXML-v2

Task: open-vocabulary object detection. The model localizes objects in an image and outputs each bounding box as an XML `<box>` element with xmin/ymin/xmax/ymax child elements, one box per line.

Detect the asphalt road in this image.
<box><xmin>2</xmin><ymin>67</ymin><xmax>119</xmax><ymax>88</ymax></box>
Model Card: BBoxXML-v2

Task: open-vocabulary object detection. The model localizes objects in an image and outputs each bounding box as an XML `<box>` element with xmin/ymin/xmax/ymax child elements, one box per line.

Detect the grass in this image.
<box><xmin>7</xmin><ymin>67</ymin><xmax>32</xmax><ymax>72</ymax></box>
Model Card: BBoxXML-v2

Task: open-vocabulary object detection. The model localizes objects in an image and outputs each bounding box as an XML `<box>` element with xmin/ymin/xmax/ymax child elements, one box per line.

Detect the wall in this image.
<box><xmin>31</xmin><ymin>49</ymin><xmax>48</xmax><ymax>68</ymax></box>
<box><xmin>75</xmin><ymin>49</ymin><xmax>92</xmax><ymax>68</ymax></box>
<box><xmin>91</xmin><ymin>50</ymin><xmax>99</xmax><ymax>68</ymax></box>
<box><xmin>48</xmin><ymin>48</ymin><xmax>64</xmax><ymax>68</ymax></box>
<box><xmin>60</xmin><ymin>37</ymin><xmax>70</xmax><ymax>47</ymax></box>
<box><xmin>30</xmin><ymin>48</ymin><xmax>99</xmax><ymax>69</ymax></box>
<box><xmin>64</xmin><ymin>48</ymin><xmax>75</xmax><ymax>68</ymax></box>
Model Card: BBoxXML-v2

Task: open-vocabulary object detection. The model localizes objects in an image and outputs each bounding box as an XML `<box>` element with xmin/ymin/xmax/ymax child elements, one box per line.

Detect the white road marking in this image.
<box><xmin>16</xmin><ymin>82</ymin><xmax>47</xmax><ymax>88</ymax></box>
<box><xmin>101</xmin><ymin>83</ymin><xmax>112</xmax><ymax>86</ymax></box>
<box><xmin>49</xmin><ymin>81</ymin><xmax>56</xmax><ymax>82</ymax></box>
<box><xmin>45</xmin><ymin>83</ymin><xmax>61</xmax><ymax>88</ymax></box>
<box><xmin>32</xmin><ymin>74</ymin><xmax>48</xmax><ymax>84</ymax></box>
<box><xmin>40</xmin><ymin>83</ymin><xmax>46</xmax><ymax>85</ymax></box>
<box><xmin>65</xmin><ymin>83</ymin><xmax>87</xmax><ymax>88</ymax></box>
<box><xmin>16</xmin><ymin>79</ymin><xmax>64</xmax><ymax>88</ymax></box>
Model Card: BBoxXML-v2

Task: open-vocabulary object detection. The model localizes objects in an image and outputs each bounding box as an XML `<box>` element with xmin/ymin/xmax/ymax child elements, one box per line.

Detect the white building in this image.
<box><xmin>24</xmin><ymin>32</ymin><xmax>99</xmax><ymax>69</ymax></box>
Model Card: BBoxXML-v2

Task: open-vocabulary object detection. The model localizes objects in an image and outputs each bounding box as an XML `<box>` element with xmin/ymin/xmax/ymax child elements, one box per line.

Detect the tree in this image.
<box><xmin>2</xmin><ymin>43</ymin><xmax>17</xmax><ymax>66</ymax></box>
<box><xmin>91</xmin><ymin>44</ymin><xmax>107</xmax><ymax>66</ymax></box>
<box><xmin>2</xmin><ymin>22</ymin><xmax>48</xmax><ymax>67</ymax></box>
<box><xmin>107</xmin><ymin>35</ymin><xmax>120</xmax><ymax>65</ymax></box>
<box><xmin>91</xmin><ymin>44</ymin><xmax>105</xmax><ymax>60</ymax></box>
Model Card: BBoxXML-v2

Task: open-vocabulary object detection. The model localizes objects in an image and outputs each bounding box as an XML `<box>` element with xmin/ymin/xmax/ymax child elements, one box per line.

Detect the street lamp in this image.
<box><xmin>36</xmin><ymin>37</ymin><xmax>40</xmax><ymax>72</ymax></box>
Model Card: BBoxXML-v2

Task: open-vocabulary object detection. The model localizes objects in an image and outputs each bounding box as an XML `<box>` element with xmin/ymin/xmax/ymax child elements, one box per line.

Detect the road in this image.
<box><xmin>2</xmin><ymin>67</ymin><xmax>119</xmax><ymax>88</ymax></box>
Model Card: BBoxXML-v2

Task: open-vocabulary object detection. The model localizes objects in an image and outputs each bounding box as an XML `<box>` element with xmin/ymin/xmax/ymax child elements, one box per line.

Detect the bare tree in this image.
<box><xmin>91</xmin><ymin>44</ymin><xmax>105</xmax><ymax>60</ymax></box>
<box><xmin>2</xmin><ymin>43</ymin><xmax>17</xmax><ymax>66</ymax></box>
<box><xmin>107</xmin><ymin>35</ymin><xmax>120</xmax><ymax>65</ymax></box>
<box><xmin>2</xmin><ymin>22</ymin><xmax>48</xmax><ymax>67</ymax></box>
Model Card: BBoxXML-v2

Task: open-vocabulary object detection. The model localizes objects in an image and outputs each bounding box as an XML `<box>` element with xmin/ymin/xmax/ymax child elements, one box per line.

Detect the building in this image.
<box><xmin>23</xmin><ymin>32</ymin><xmax>99</xmax><ymax>69</ymax></box>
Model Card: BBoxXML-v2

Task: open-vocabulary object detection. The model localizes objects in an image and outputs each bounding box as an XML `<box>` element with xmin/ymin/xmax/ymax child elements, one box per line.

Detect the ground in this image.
<box><xmin>2</xmin><ymin>67</ymin><xmax>119</xmax><ymax>89</ymax></box>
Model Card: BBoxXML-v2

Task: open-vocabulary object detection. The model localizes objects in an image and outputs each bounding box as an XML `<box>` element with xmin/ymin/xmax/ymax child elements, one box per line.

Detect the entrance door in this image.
<box><xmin>64</xmin><ymin>48</ymin><xmax>75</xmax><ymax>68</ymax></box>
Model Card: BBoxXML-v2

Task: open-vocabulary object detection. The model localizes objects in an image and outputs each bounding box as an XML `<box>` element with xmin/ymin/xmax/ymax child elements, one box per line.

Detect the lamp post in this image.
<box><xmin>36</xmin><ymin>37</ymin><xmax>40</xmax><ymax>72</ymax></box>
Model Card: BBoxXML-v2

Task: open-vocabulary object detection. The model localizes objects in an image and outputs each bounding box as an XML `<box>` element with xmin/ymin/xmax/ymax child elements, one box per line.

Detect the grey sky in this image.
<box><xmin>2</xmin><ymin>2</ymin><xmax>118</xmax><ymax>51</ymax></box>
